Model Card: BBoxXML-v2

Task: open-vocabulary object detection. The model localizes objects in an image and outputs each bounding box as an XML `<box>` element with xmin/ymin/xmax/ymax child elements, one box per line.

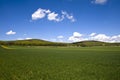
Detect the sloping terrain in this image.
<box><xmin>0</xmin><ymin>39</ymin><xmax>120</xmax><ymax>46</ymax></box>
<box><xmin>0</xmin><ymin>39</ymin><xmax>67</xmax><ymax>46</ymax></box>
<box><xmin>73</xmin><ymin>40</ymin><xmax>120</xmax><ymax>47</ymax></box>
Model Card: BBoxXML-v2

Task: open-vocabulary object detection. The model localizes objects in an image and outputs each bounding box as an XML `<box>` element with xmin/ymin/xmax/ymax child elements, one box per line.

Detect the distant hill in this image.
<box><xmin>0</xmin><ymin>39</ymin><xmax>67</xmax><ymax>46</ymax></box>
<box><xmin>72</xmin><ymin>40</ymin><xmax>120</xmax><ymax>47</ymax></box>
<box><xmin>0</xmin><ymin>39</ymin><xmax>120</xmax><ymax>47</ymax></box>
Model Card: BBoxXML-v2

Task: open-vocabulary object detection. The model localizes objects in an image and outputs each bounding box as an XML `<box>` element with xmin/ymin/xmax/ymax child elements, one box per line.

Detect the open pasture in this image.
<box><xmin>0</xmin><ymin>46</ymin><xmax>120</xmax><ymax>80</ymax></box>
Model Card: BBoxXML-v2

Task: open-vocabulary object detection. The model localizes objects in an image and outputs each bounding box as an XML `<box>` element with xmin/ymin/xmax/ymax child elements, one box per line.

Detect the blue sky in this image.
<box><xmin>0</xmin><ymin>0</ymin><xmax>120</xmax><ymax>42</ymax></box>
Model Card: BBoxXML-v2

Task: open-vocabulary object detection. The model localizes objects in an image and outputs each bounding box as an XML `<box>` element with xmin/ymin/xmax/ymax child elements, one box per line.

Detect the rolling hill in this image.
<box><xmin>0</xmin><ymin>39</ymin><xmax>120</xmax><ymax>47</ymax></box>
<box><xmin>0</xmin><ymin>39</ymin><xmax>67</xmax><ymax>46</ymax></box>
<box><xmin>72</xmin><ymin>40</ymin><xmax>120</xmax><ymax>47</ymax></box>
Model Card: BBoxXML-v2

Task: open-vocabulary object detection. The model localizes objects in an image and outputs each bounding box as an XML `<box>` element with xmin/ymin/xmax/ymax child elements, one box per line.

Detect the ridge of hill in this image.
<box><xmin>72</xmin><ymin>40</ymin><xmax>120</xmax><ymax>47</ymax></box>
<box><xmin>0</xmin><ymin>39</ymin><xmax>120</xmax><ymax>47</ymax></box>
<box><xmin>0</xmin><ymin>39</ymin><xmax>67</xmax><ymax>46</ymax></box>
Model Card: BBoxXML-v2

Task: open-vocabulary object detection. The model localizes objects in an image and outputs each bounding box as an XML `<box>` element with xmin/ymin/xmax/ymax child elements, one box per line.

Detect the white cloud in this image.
<box><xmin>31</xmin><ymin>8</ymin><xmax>75</xmax><ymax>22</ymax></box>
<box><xmin>68</xmin><ymin>32</ymin><xmax>85</xmax><ymax>42</ymax></box>
<box><xmin>92</xmin><ymin>0</ymin><xmax>107</xmax><ymax>4</ymax></box>
<box><xmin>47</xmin><ymin>12</ymin><xmax>63</xmax><ymax>22</ymax></box>
<box><xmin>72</xmin><ymin>32</ymin><xmax>83</xmax><ymax>38</ymax></box>
<box><xmin>45</xmin><ymin>9</ymin><xmax>51</xmax><ymax>13</ymax></box>
<box><xmin>25</xmin><ymin>38</ymin><xmax>32</xmax><ymax>40</ymax></box>
<box><xmin>55</xmin><ymin>35</ymin><xmax>65</xmax><ymax>42</ymax></box>
<box><xmin>110</xmin><ymin>35</ymin><xmax>120</xmax><ymax>43</ymax></box>
<box><xmin>90</xmin><ymin>33</ymin><xmax>96</xmax><ymax>37</ymax></box>
<box><xmin>57</xmin><ymin>35</ymin><xmax>64</xmax><ymax>39</ymax></box>
<box><xmin>68</xmin><ymin>32</ymin><xmax>120</xmax><ymax>43</ymax></box>
<box><xmin>59</xmin><ymin>39</ymin><xmax>64</xmax><ymax>42</ymax></box>
<box><xmin>62</xmin><ymin>11</ymin><xmax>75</xmax><ymax>22</ymax></box>
<box><xmin>51</xmin><ymin>39</ymin><xmax>57</xmax><ymax>42</ymax></box>
<box><xmin>32</xmin><ymin>8</ymin><xmax>47</xmax><ymax>20</ymax></box>
<box><xmin>6</xmin><ymin>30</ymin><xmax>16</xmax><ymax>35</ymax></box>
<box><xmin>17</xmin><ymin>38</ymin><xmax>23</xmax><ymax>40</ymax></box>
<box><xmin>91</xmin><ymin>34</ymin><xmax>120</xmax><ymax>43</ymax></box>
<box><xmin>91</xmin><ymin>34</ymin><xmax>110</xmax><ymax>42</ymax></box>
<box><xmin>17</xmin><ymin>38</ymin><xmax>32</xmax><ymax>40</ymax></box>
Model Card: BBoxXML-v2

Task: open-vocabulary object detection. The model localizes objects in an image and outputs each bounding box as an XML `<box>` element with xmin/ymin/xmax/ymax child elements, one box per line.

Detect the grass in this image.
<box><xmin>1</xmin><ymin>45</ymin><xmax>14</xmax><ymax>49</ymax></box>
<box><xmin>0</xmin><ymin>46</ymin><xmax>120</xmax><ymax>80</ymax></box>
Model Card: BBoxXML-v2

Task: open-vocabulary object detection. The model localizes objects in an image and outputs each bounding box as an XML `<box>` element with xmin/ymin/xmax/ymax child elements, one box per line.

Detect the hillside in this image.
<box><xmin>72</xmin><ymin>40</ymin><xmax>120</xmax><ymax>47</ymax></box>
<box><xmin>0</xmin><ymin>39</ymin><xmax>67</xmax><ymax>46</ymax></box>
<box><xmin>0</xmin><ymin>39</ymin><xmax>120</xmax><ymax>47</ymax></box>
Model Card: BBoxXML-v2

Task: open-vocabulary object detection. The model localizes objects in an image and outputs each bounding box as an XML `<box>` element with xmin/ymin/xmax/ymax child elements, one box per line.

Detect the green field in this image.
<box><xmin>0</xmin><ymin>46</ymin><xmax>120</xmax><ymax>80</ymax></box>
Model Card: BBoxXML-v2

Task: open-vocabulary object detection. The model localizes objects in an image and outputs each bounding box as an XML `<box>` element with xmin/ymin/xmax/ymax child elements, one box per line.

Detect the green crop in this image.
<box><xmin>0</xmin><ymin>46</ymin><xmax>120</xmax><ymax>80</ymax></box>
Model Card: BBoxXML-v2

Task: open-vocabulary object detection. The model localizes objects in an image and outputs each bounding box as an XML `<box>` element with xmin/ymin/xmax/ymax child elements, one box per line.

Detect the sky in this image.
<box><xmin>0</xmin><ymin>0</ymin><xmax>120</xmax><ymax>42</ymax></box>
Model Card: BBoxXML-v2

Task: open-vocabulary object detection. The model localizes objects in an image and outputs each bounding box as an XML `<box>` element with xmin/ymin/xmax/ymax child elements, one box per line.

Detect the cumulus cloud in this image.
<box><xmin>56</xmin><ymin>35</ymin><xmax>64</xmax><ymax>42</ymax></box>
<box><xmin>73</xmin><ymin>32</ymin><xmax>83</xmax><ymax>37</ymax></box>
<box><xmin>6</xmin><ymin>30</ymin><xmax>16</xmax><ymax>35</ymax></box>
<box><xmin>68</xmin><ymin>32</ymin><xmax>120</xmax><ymax>43</ymax></box>
<box><xmin>68</xmin><ymin>32</ymin><xmax>86</xmax><ymax>42</ymax></box>
<box><xmin>32</xmin><ymin>8</ymin><xmax>47</xmax><ymax>20</ymax></box>
<box><xmin>92</xmin><ymin>0</ymin><xmax>107</xmax><ymax>4</ymax></box>
<box><xmin>45</xmin><ymin>10</ymin><xmax>51</xmax><ymax>14</ymax></box>
<box><xmin>17</xmin><ymin>38</ymin><xmax>32</xmax><ymax>40</ymax></box>
<box><xmin>57</xmin><ymin>35</ymin><xmax>64</xmax><ymax>39</ymax></box>
<box><xmin>17</xmin><ymin>38</ymin><xmax>23</xmax><ymax>40</ymax></box>
<box><xmin>91</xmin><ymin>34</ymin><xmax>120</xmax><ymax>43</ymax></box>
<box><xmin>90</xmin><ymin>33</ymin><xmax>96</xmax><ymax>37</ymax></box>
<box><xmin>25</xmin><ymin>38</ymin><xmax>32</xmax><ymax>40</ymax></box>
<box><xmin>110</xmin><ymin>35</ymin><xmax>120</xmax><ymax>43</ymax></box>
<box><xmin>47</xmin><ymin>12</ymin><xmax>63</xmax><ymax>22</ymax></box>
<box><xmin>62</xmin><ymin>11</ymin><xmax>75</xmax><ymax>22</ymax></box>
<box><xmin>91</xmin><ymin>34</ymin><xmax>110</xmax><ymax>42</ymax></box>
<box><xmin>32</xmin><ymin>8</ymin><xmax>75</xmax><ymax>22</ymax></box>
<box><xmin>51</xmin><ymin>39</ymin><xmax>57</xmax><ymax>42</ymax></box>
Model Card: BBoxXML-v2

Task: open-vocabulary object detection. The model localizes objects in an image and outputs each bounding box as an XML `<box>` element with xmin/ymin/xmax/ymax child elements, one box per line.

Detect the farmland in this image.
<box><xmin>0</xmin><ymin>46</ymin><xmax>120</xmax><ymax>80</ymax></box>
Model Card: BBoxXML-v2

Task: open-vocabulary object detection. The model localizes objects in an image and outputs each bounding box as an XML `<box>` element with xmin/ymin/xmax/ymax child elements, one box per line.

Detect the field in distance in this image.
<box><xmin>0</xmin><ymin>46</ymin><xmax>120</xmax><ymax>80</ymax></box>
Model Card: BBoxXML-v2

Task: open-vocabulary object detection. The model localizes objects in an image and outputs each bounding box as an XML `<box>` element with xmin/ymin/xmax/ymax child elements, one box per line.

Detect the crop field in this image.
<box><xmin>0</xmin><ymin>46</ymin><xmax>120</xmax><ymax>80</ymax></box>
